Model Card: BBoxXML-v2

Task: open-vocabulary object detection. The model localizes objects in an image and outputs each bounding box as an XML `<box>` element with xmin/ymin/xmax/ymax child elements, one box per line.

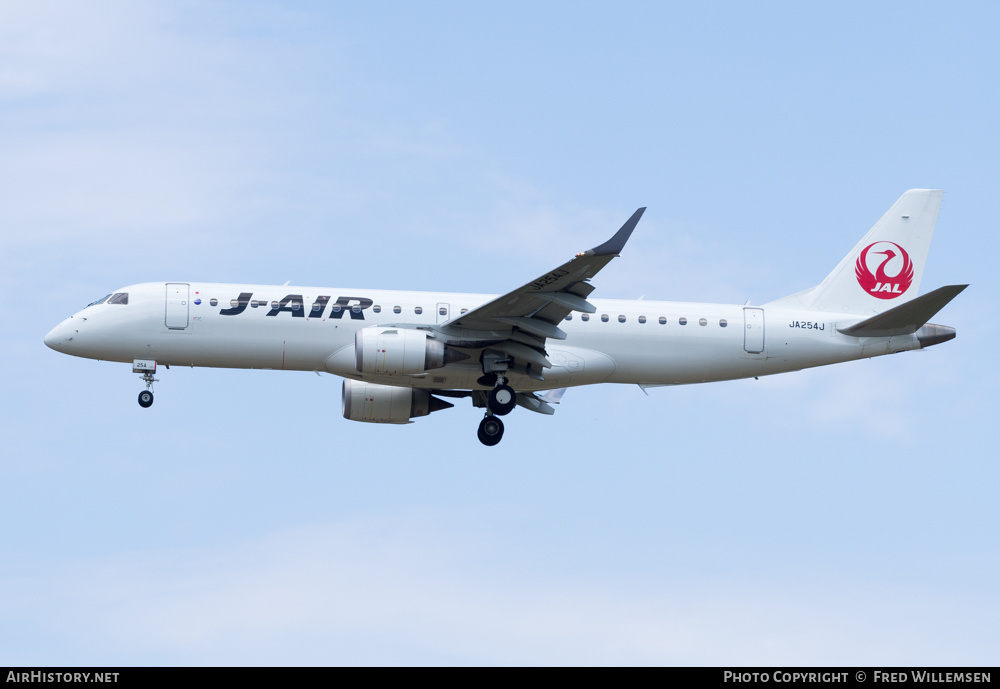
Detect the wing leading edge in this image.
<box><xmin>433</xmin><ymin>207</ymin><xmax>645</xmax><ymax>381</ymax></box>
<box><xmin>443</xmin><ymin>207</ymin><xmax>646</xmax><ymax>336</ymax></box>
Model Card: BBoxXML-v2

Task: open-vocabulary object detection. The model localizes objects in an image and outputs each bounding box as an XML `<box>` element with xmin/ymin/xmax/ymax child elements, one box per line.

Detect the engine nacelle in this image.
<box><xmin>342</xmin><ymin>379</ymin><xmax>453</xmax><ymax>424</ymax></box>
<box><xmin>354</xmin><ymin>326</ymin><xmax>467</xmax><ymax>375</ymax></box>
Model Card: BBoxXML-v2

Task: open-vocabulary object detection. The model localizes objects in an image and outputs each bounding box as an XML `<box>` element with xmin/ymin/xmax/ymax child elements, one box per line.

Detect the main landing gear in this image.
<box><xmin>478</xmin><ymin>414</ymin><xmax>504</xmax><ymax>446</ymax></box>
<box><xmin>487</xmin><ymin>382</ymin><xmax>516</xmax><ymax>416</ymax></box>
<box><xmin>477</xmin><ymin>370</ymin><xmax>516</xmax><ymax>446</ymax></box>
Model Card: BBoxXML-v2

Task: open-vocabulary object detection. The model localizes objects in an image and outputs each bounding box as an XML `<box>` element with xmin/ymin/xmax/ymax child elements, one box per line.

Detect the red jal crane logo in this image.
<box><xmin>855</xmin><ymin>241</ymin><xmax>914</xmax><ymax>299</ymax></box>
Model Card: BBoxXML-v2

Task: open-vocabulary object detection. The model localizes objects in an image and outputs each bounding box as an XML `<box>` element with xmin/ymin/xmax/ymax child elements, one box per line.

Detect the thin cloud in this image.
<box><xmin>2</xmin><ymin>516</ymin><xmax>992</xmax><ymax>665</ymax></box>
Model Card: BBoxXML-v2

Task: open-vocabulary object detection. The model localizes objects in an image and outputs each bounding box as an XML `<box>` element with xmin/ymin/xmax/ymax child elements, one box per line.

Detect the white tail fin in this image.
<box><xmin>767</xmin><ymin>189</ymin><xmax>943</xmax><ymax>315</ymax></box>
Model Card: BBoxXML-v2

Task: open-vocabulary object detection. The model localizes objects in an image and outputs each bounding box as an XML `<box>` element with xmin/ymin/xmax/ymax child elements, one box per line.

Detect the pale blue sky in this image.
<box><xmin>1</xmin><ymin>1</ymin><xmax>996</xmax><ymax>665</ymax></box>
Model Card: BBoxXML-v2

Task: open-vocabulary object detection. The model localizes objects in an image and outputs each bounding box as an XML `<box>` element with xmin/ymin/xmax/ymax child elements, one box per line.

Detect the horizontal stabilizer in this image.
<box><xmin>838</xmin><ymin>285</ymin><xmax>967</xmax><ymax>337</ymax></box>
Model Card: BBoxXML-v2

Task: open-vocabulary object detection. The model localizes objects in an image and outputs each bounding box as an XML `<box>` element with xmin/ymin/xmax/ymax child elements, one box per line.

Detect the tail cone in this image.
<box><xmin>916</xmin><ymin>324</ymin><xmax>956</xmax><ymax>348</ymax></box>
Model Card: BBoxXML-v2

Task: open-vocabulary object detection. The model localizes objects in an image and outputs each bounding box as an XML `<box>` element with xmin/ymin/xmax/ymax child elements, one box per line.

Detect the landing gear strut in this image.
<box><xmin>137</xmin><ymin>370</ymin><xmax>157</xmax><ymax>408</ymax></box>
<box><xmin>477</xmin><ymin>414</ymin><xmax>504</xmax><ymax>446</ymax></box>
<box><xmin>134</xmin><ymin>359</ymin><xmax>157</xmax><ymax>408</ymax></box>
<box><xmin>477</xmin><ymin>352</ymin><xmax>517</xmax><ymax>445</ymax></box>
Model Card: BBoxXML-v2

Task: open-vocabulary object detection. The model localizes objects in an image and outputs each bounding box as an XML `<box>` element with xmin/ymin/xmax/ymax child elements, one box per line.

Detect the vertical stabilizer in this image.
<box><xmin>767</xmin><ymin>189</ymin><xmax>943</xmax><ymax>315</ymax></box>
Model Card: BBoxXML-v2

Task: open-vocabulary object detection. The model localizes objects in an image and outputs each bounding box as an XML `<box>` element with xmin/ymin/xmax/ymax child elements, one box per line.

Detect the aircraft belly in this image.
<box><xmin>598</xmin><ymin>329</ymin><xmax>746</xmax><ymax>384</ymax></box>
<box><xmin>154</xmin><ymin>334</ymin><xmax>282</xmax><ymax>369</ymax></box>
<box><xmin>545</xmin><ymin>346</ymin><xmax>613</xmax><ymax>382</ymax></box>
<box><xmin>150</xmin><ymin>321</ymin><xmax>347</xmax><ymax>370</ymax></box>
<box><xmin>586</xmin><ymin>320</ymin><xmax>911</xmax><ymax>385</ymax></box>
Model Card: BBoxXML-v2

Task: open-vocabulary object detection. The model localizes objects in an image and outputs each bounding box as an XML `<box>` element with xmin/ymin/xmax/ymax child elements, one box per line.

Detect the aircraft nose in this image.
<box><xmin>44</xmin><ymin>325</ymin><xmax>61</xmax><ymax>350</ymax></box>
<box><xmin>44</xmin><ymin>320</ymin><xmax>73</xmax><ymax>351</ymax></box>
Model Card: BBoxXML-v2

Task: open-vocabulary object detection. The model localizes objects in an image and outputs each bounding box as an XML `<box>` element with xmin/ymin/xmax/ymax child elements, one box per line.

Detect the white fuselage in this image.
<box><xmin>43</xmin><ymin>281</ymin><xmax>918</xmax><ymax>391</ymax></box>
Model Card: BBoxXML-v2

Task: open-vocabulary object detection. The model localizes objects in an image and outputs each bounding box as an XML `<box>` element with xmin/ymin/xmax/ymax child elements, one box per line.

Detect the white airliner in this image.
<box><xmin>45</xmin><ymin>189</ymin><xmax>966</xmax><ymax>445</ymax></box>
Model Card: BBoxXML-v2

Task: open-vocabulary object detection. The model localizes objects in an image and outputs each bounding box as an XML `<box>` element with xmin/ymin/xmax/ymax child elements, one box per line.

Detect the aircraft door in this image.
<box><xmin>165</xmin><ymin>283</ymin><xmax>190</xmax><ymax>330</ymax></box>
<box><xmin>743</xmin><ymin>307</ymin><xmax>764</xmax><ymax>354</ymax></box>
<box><xmin>436</xmin><ymin>303</ymin><xmax>450</xmax><ymax>324</ymax></box>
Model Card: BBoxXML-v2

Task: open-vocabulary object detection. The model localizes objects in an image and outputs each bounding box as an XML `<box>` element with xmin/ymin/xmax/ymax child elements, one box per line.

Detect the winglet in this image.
<box><xmin>587</xmin><ymin>207</ymin><xmax>646</xmax><ymax>257</ymax></box>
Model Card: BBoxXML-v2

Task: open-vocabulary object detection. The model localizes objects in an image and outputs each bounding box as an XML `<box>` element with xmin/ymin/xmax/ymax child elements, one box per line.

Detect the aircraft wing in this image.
<box><xmin>443</xmin><ymin>208</ymin><xmax>646</xmax><ymax>341</ymax></box>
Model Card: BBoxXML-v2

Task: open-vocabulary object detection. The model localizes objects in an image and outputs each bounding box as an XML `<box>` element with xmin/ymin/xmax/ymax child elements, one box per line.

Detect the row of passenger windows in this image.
<box><xmin>372</xmin><ymin>306</ymin><xmax>468</xmax><ymax>316</ymax></box>
<box><xmin>209</xmin><ymin>297</ymin><xmax>726</xmax><ymax>326</ymax></box>
<box><xmin>567</xmin><ymin>313</ymin><xmax>728</xmax><ymax>327</ymax></box>
<box><xmin>213</xmin><ymin>298</ymin><xmax>468</xmax><ymax>316</ymax></box>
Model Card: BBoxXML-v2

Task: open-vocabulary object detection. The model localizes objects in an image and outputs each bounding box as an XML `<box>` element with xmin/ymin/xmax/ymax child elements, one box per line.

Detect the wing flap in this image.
<box><xmin>533</xmin><ymin>291</ymin><xmax>597</xmax><ymax>313</ymax></box>
<box><xmin>495</xmin><ymin>316</ymin><xmax>567</xmax><ymax>340</ymax></box>
<box><xmin>498</xmin><ymin>341</ymin><xmax>552</xmax><ymax>369</ymax></box>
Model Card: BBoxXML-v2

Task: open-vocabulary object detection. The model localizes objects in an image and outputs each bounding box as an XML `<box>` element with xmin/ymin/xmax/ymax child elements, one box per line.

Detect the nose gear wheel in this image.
<box><xmin>137</xmin><ymin>369</ymin><xmax>157</xmax><ymax>408</ymax></box>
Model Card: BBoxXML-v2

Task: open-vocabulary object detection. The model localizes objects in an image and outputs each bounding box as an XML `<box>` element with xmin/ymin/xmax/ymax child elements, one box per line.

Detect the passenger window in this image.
<box><xmin>719</xmin><ymin>319</ymin><xmax>728</xmax><ymax>327</ymax></box>
<box><xmin>439</xmin><ymin>307</ymin><xmax>447</xmax><ymax>316</ymax></box>
<box><xmin>460</xmin><ymin>308</ymin><xmax>468</xmax><ymax>314</ymax></box>
<box><xmin>638</xmin><ymin>316</ymin><xmax>646</xmax><ymax>324</ymax></box>
<box><xmin>581</xmin><ymin>313</ymin><xmax>590</xmax><ymax>321</ymax></box>
<box><xmin>393</xmin><ymin>306</ymin><xmax>401</xmax><ymax>314</ymax></box>
<box><xmin>618</xmin><ymin>315</ymin><xmax>626</xmax><ymax>323</ymax></box>
<box><xmin>601</xmin><ymin>314</ymin><xmax>609</xmax><ymax>322</ymax></box>
<box><xmin>679</xmin><ymin>317</ymin><xmax>688</xmax><ymax>325</ymax></box>
<box><xmin>415</xmin><ymin>306</ymin><xmax>423</xmax><ymax>315</ymax></box>
<box><xmin>699</xmin><ymin>318</ymin><xmax>707</xmax><ymax>326</ymax></box>
<box><xmin>565</xmin><ymin>314</ymin><xmax>572</xmax><ymax>321</ymax></box>
<box><xmin>108</xmin><ymin>293</ymin><xmax>129</xmax><ymax>305</ymax></box>
<box><xmin>331</xmin><ymin>305</ymin><xmax>342</xmax><ymax>313</ymax></box>
<box><xmin>210</xmin><ymin>298</ymin><xmax>218</xmax><ymax>307</ymax></box>
<box><xmin>658</xmin><ymin>316</ymin><xmax>666</xmax><ymax>325</ymax></box>
<box><xmin>271</xmin><ymin>301</ymin><xmax>280</xmax><ymax>309</ymax></box>
<box><xmin>373</xmin><ymin>305</ymin><xmax>381</xmax><ymax>313</ymax></box>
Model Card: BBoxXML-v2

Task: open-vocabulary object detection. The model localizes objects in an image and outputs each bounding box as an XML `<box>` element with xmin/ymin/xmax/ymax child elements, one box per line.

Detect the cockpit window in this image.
<box><xmin>108</xmin><ymin>293</ymin><xmax>129</xmax><ymax>305</ymax></box>
<box><xmin>85</xmin><ymin>294</ymin><xmax>111</xmax><ymax>308</ymax></box>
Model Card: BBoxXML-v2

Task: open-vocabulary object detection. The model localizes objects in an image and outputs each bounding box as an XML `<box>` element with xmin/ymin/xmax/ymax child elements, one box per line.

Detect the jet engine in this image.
<box><xmin>354</xmin><ymin>326</ymin><xmax>468</xmax><ymax>375</ymax></box>
<box><xmin>341</xmin><ymin>379</ymin><xmax>454</xmax><ymax>424</ymax></box>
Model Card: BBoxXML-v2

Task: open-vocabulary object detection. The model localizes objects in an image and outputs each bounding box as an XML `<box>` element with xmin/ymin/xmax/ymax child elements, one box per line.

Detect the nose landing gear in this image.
<box><xmin>133</xmin><ymin>359</ymin><xmax>157</xmax><ymax>409</ymax></box>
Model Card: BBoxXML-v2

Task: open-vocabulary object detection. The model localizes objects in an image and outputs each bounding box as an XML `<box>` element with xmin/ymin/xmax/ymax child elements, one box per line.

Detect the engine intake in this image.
<box><xmin>355</xmin><ymin>326</ymin><xmax>468</xmax><ymax>375</ymax></box>
<box><xmin>342</xmin><ymin>379</ymin><xmax>454</xmax><ymax>424</ymax></box>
